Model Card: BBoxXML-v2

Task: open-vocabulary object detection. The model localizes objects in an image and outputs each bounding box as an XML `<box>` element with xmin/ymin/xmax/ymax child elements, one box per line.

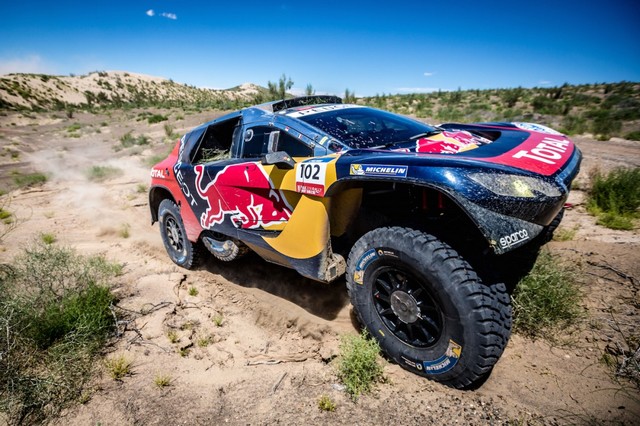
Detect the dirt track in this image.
<box><xmin>0</xmin><ymin>110</ymin><xmax>638</xmax><ymax>425</ymax></box>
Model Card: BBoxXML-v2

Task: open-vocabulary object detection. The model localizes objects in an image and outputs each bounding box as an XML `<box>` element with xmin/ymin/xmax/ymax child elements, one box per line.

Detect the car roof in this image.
<box><xmin>254</xmin><ymin>95</ymin><xmax>343</xmax><ymax>113</ymax></box>
<box><xmin>187</xmin><ymin>96</ymin><xmax>347</xmax><ymax>136</ymax></box>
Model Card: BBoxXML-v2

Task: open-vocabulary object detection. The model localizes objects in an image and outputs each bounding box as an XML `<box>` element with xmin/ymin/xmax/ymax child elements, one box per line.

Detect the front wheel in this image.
<box><xmin>346</xmin><ymin>227</ymin><xmax>511</xmax><ymax>389</ymax></box>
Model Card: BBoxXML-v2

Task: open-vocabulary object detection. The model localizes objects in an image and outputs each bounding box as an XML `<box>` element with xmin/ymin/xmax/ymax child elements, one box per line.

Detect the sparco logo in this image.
<box><xmin>499</xmin><ymin>229</ymin><xmax>530</xmax><ymax>248</ymax></box>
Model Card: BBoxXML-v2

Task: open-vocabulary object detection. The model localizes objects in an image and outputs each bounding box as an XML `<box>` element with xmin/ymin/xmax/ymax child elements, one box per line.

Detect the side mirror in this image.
<box><xmin>261</xmin><ymin>151</ymin><xmax>296</xmax><ymax>170</ymax></box>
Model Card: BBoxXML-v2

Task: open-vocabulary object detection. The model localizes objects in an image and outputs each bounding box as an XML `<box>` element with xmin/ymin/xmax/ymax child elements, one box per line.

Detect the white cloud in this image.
<box><xmin>423</xmin><ymin>72</ymin><xmax>435</xmax><ymax>77</ymax></box>
<box><xmin>538</xmin><ymin>80</ymin><xmax>552</xmax><ymax>86</ymax></box>
<box><xmin>0</xmin><ymin>55</ymin><xmax>54</xmax><ymax>75</ymax></box>
<box><xmin>146</xmin><ymin>9</ymin><xmax>155</xmax><ymax>17</ymax></box>
<box><xmin>396</xmin><ymin>87</ymin><xmax>440</xmax><ymax>94</ymax></box>
<box><xmin>161</xmin><ymin>12</ymin><xmax>177</xmax><ymax>20</ymax></box>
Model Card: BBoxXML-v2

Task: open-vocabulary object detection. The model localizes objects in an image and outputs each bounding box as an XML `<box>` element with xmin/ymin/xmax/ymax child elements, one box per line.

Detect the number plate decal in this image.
<box><xmin>296</xmin><ymin>159</ymin><xmax>330</xmax><ymax>196</ymax></box>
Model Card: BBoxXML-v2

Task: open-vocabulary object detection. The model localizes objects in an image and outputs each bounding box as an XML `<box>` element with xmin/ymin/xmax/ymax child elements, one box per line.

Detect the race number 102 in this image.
<box><xmin>298</xmin><ymin>163</ymin><xmax>321</xmax><ymax>181</ymax></box>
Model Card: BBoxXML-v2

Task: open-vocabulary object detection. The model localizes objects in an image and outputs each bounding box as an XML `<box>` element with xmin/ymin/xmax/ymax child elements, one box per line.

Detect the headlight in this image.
<box><xmin>469</xmin><ymin>173</ymin><xmax>561</xmax><ymax>198</ymax></box>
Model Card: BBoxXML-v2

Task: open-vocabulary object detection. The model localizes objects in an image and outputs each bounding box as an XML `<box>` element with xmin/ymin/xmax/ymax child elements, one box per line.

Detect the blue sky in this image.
<box><xmin>1</xmin><ymin>1</ymin><xmax>639</xmax><ymax>96</ymax></box>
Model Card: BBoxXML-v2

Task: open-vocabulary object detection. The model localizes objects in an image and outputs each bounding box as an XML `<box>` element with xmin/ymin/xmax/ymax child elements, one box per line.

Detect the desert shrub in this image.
<box><xmin>66</xmin><ymin>123</ymin><xmax>81</xmax><ymax>133</ymax></box>
<box><xmin>104</xmin><ymin>354</ymin><xmax>133</xmax><ymax>380</ymax></box>
<box><xmin>587</xmin><ymin>167</ymin><xmax>640</xmax><ymax>230</ymax></box>
<box><xmin>560</xmin><ymin>115</ymin><xmax>588</xmax><ymax>135</ymax></box>
<box><xmin>0</xmin><ymin>242</ymin><xmax>120</xmax><ymax>424</ymax></box>
<box><xmin>154</xmin><ymin>373</ymin><xmax>172</xmax><ymax>388</ymax></box>
<box><xmin>336</xmin><ymin>330</ymin><xmax>384</xmax><ymax>399</ymax></box>
<box><xmin>625</xmin><ymin>131</ymin><xmax>640</xmax><ymax>141</ymax></box>
<box><xmin>531</xmin><ymin>96</ymin><xmax>563</xmax><ymax>115</ymax></box>
<box><xmin>40</xmin><ymin>232</ymin><xmax>56</xmax><ymax>244</ymax></box>
<box><xmin>0</xmin><ymin>208</ymin><xmax>12</xmax><ymax>224</ymax></box>
<box><xmin>120</xmin><ymin>131</ymin><xmax>136</xmax><ymax>146</ymax></box>
<box><xmin>512</xmin><ymin>250</ymin><xmax>582</xmax><ymax>338</ymax></box>
<box><xmin>147</xmin><ymin>114</ymin><xmax>168</xmax><ymax>124</ymax></box>
<box><xmin>119</xmin><ymin>131</ymin><xmax>150</xmax><ymax>148</ymax></box>
<box><xmin>317</xmin><ymin>395</ymin><xmax>336</xmax><ymax>412</ymax></box>
<box><xmin>13</xmin><ymin>172</ymin><xmax>48</xmax><ymax>188</ymax></box>
<box><xmin>87</xmin><ymin>165</ymin><xmax>121</xmax><ymax>182</ymax></box>
<box><xmin>163</xmin><ymin>123</ymin><xmax>175</xmax><ymax>138</ymax></box>
<box><xmin>586</xmin><ymin>109</ymin><xmax>622</xmax><ymax>140</ymax></box>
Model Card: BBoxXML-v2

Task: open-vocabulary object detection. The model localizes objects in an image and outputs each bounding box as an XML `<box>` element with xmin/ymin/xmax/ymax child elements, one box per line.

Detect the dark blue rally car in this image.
<box><xmin>149</xmin><ymin>96</ymin><xmax>581</xmax><ymax>388</ymax></box>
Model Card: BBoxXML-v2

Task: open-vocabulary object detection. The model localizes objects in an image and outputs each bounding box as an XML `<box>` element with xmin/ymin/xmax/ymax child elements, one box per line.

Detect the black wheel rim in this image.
<box><xmin>164</xmin><ymin>215</ymin><xmax>185</xmax><ymax>255</ymax></box>
<box><xmin>371</xmin><ymin>266</ymin><xmax>443</xmax><ymax>348</ymax></box>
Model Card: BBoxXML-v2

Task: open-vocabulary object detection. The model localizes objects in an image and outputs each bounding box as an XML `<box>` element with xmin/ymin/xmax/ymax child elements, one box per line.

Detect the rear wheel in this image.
<box><xmin>158</xmin><ymin>199</ymin><xmax>202</xmax><ymax>269</ymax></box>
<box><xmin>346</xmin><ymin>226</ymin><xmax>511</xmax><ymax>389</ymax></box>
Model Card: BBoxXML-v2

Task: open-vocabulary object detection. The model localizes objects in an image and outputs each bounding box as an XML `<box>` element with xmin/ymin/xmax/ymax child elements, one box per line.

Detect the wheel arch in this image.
<box><xmin>149</xmin><ymin>185</ymin><xmax>177</xmax><ymax>224</ymax></box>
<box><xmin>325</xmin><ymin>178</ymin><xmax>489</xmax><ymax>254</ymax></box>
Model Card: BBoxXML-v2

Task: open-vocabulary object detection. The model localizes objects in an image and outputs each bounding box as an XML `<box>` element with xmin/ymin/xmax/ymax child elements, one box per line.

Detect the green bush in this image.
<box><xmin>560</xmin><ymin>115</ymin><xmax>587</xmax><ymax>135</ymax></box>
<box><xmin>87</xmin><ymin>165</ymin><xmax>121</xmax><ymax>182</ymax></box>
<box><xmin>0</xmin><ymin>243</ymin><xmax>120</xmax><ymax>424</ymax></box>
<box><xmin>512</xmin><ymin>251</ymin><xmax>582</xmax><ymax>338</ymax></box>
<box><xmin>336</xmin><ymin>330</ymin><xmax>384</xmax><ymax>399</ymax></box>
<box><xmin>625</xmin><ymin>131</ymin><xmax>640</xmax><ymax>141</ymax></box>
<box><xmin>587</xmin><ymin>110</ymin><xmax>622</xmax><ymax>140</ymax></box>
<box><xmin>587</xmin><ymin>167</ymin><xmax>640</xmax><ymax>230</ymax></box>
<box><xmin>13</xmin><ymin>172</ymin><xmax>48</xmax><ymax>188</ymax></box>
<box><xmin>120</xmin><ymin>131</ymin><xmax>150</xmax><ymax>148</ymax></box>
<box><xmin>147</xmin><ymin>114</ymin><xmax>168</xmax><ymax>124</ymax></box>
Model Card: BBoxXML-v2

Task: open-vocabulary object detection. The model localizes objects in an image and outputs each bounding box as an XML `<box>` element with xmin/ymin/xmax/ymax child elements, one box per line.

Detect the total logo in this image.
<box><xmin>499</xmin><ymin>229</ymin><xmax>530</xmax><ymax>249</ymax></box>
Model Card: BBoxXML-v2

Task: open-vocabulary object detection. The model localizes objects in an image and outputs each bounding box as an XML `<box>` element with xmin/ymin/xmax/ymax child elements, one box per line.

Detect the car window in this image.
<box><xmin>241</xmin><ymin>126</ymin><xmax>313</xmax><ymax>158</ymax></box>
<box><xmin>297</xmin><ymin>106</ymin><xmax>437</xmax><ymax>149</ymax></box>
<box><xmin>191</xmin><ymin>117</ymin><xmax>240</xmax><ymax>163</ymax></box>
<box><xmin>241</xmin><ymin>126</ymin><xmax>270</xmax><ymax>158</ymax></box>
<box><xmin>275</xmin><ymin>131</ymin><xmax>313</xmax><ymax>157</ymax></box>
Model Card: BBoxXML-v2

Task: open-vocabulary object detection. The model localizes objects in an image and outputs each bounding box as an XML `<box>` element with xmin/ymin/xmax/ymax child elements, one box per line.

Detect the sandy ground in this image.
<box><xmin>0</xmin><ymin>110</ymin><xmax>639</xmax><ymax>425</ymax></box>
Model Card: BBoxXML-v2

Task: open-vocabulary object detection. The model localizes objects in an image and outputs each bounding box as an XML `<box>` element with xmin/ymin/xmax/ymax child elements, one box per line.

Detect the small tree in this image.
<box><xmin>344</xmin><ymin>88</ymin><xmax>356</xmax><ymax>103</ymax></box>
<box><xmin>305</xmin><ymin>83</ymin><xmax>315</xmax><ymax>96</ymax></box>
<box><xmin>267</xmin><ymin>74</ymin><xmax>294</xmax><ymax>100</ymax></box>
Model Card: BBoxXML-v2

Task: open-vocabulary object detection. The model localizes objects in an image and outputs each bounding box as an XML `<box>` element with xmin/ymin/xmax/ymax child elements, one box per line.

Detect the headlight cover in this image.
<box><xmin>469</xmin><ymin>173</ymin><xmax>562</xmax><ymax>198</ymax></box>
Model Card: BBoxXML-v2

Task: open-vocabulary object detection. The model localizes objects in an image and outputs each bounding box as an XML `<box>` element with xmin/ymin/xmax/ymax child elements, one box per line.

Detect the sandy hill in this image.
<box><xmin>0</xmin><ymin>71</ymin><xmax>268</xmax><ymax>110</ymax></box>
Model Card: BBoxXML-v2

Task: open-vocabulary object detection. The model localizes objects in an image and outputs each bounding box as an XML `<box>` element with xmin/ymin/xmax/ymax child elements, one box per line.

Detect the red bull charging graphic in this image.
<box><xmin>194</xmin><ymin>163</ymin><xmax>292</xmax><ymax>230</ymax></box>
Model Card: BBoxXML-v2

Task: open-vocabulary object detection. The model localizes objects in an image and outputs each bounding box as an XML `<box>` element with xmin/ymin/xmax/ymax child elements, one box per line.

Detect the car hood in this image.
<box><xmin>342</xmin><ymin>122</ymin><xmax>578</xmax><ymax>177</ymax></box>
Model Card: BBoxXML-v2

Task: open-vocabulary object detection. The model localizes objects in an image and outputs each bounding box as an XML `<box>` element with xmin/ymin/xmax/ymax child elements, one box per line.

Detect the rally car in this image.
<box><xmin>149</xmin><ymin>96</ymin><xmax>581</xmax><ymax>388</ymax></box>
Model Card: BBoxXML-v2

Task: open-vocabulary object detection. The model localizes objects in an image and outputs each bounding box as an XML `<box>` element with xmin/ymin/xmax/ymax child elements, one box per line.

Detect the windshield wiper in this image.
<box><xmin>409</xmin><ymin>128</ymin><xmax>443</xmax><ymax>140</ymax></box>
<box><xmin>368</xmin><ymin>128</ymin><xmax>444</xmax><ymax>150</ymax></box>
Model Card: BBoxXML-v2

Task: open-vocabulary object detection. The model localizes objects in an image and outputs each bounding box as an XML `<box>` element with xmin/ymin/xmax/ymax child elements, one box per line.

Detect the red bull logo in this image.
<box><xmin>416</xmin><ymin>130</ymin><xmax>485</xmax><ymax>154</ymax></box>
<box><xmin>194</xmin><ymin>163</ymin><xmax>292</xmax><ymax>230</ymax></box>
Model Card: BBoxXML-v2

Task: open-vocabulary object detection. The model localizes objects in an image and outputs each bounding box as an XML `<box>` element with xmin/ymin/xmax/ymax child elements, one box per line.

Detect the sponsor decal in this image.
<box><xmin>350</xmin><ymin>164</ymin><xmax>408</xmax><ymax>177</ymax></box>
<box><xmin>487</xmin><ymin>133</ymin><xmax>574</xmax><ymax>176</ymax></box>
<box><xmin>194</xmin><ymin>163</ymin><xmax>292</xmax><ymax>230</ymax></box>
<box><xmin>353</xmin><ymin>248</ymin><xmax>379</xmax><ymax>285</ymax></box>
<box><xmin>415</xmin><ymin>130</ymin><xmax>487</xmax><ymax>154</ymax></box>
<box><xmin>422</xmin><ymin>339</ymin><xmax>462</xmax><ymax>375</ymax></box>
<box><xmin>173</xmin><ymin>135</ymin><xmax>198</xmax><ymax>207</ymax></box>
<box><xmin>296</xmin><ymin>158</ymin><xmax>331</xmax><ymax>196</ymax></box>
<box><xmin>400</xmin><ymin>355</ymin><xmax>424</xmax><ymax>372</ymax></box>
<box><xmin>513</xmin><ymin>122</ymin><xmax>563</xmax><ymax>135</ymax></box>
<box><xmin>287</xmin><ymin>104</ymin><xmax>364</xmax><ymax>118</ymax></box>
<box><xmin>512</xmin><ymin>137</ymin><xmax>571</xmax><ymax>166</ymax></box>
<box><xmin>150</xmin><ymin>168</ymin><xmax>167</xmax><ymax>179</ymax></box>
<box><xmin>377</xmin><ymin>248</ymin><xmax>397</xmax><ymax>258</ymax></box>
<box><xmin>499</xmin><ymin>229</ymin><xmax>530</xmax><ymax>249</ymax></box>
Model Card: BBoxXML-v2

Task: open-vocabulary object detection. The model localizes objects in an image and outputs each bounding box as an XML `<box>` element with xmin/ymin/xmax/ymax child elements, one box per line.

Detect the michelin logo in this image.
<box><xmin>350</xmin><ymin>164</ymin><xmax>408</xmax><ymax>177</ymax></box>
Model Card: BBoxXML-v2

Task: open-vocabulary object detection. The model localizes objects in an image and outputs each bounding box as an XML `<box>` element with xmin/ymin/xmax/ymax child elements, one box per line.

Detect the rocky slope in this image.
<box><xmin>0</xmin><ymin>71</ymin><xmax>267</xmax><ymax>110</ymax></box>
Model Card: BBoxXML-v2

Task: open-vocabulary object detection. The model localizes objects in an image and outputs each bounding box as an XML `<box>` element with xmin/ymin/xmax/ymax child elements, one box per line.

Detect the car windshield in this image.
<box><xmin>295</xmin><ymin>106</ymin><xmax>439</xmax><ymax>149</ymax></box>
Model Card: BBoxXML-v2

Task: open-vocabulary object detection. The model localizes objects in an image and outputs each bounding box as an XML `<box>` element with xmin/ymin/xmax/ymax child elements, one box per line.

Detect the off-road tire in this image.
<box><xmin>346</xmin><ymin>226</ymin><xmax>512</xmax><ymax>389</ymax></box>
<box><xmin>540</xmin><ymin>208</ymin><xmax>564</xmax><ymax>243</ymax></box>
<box><xmin>158</xmin><ymin>199</ymin><xmax>203</xmax><ymax>269</ymax></box>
